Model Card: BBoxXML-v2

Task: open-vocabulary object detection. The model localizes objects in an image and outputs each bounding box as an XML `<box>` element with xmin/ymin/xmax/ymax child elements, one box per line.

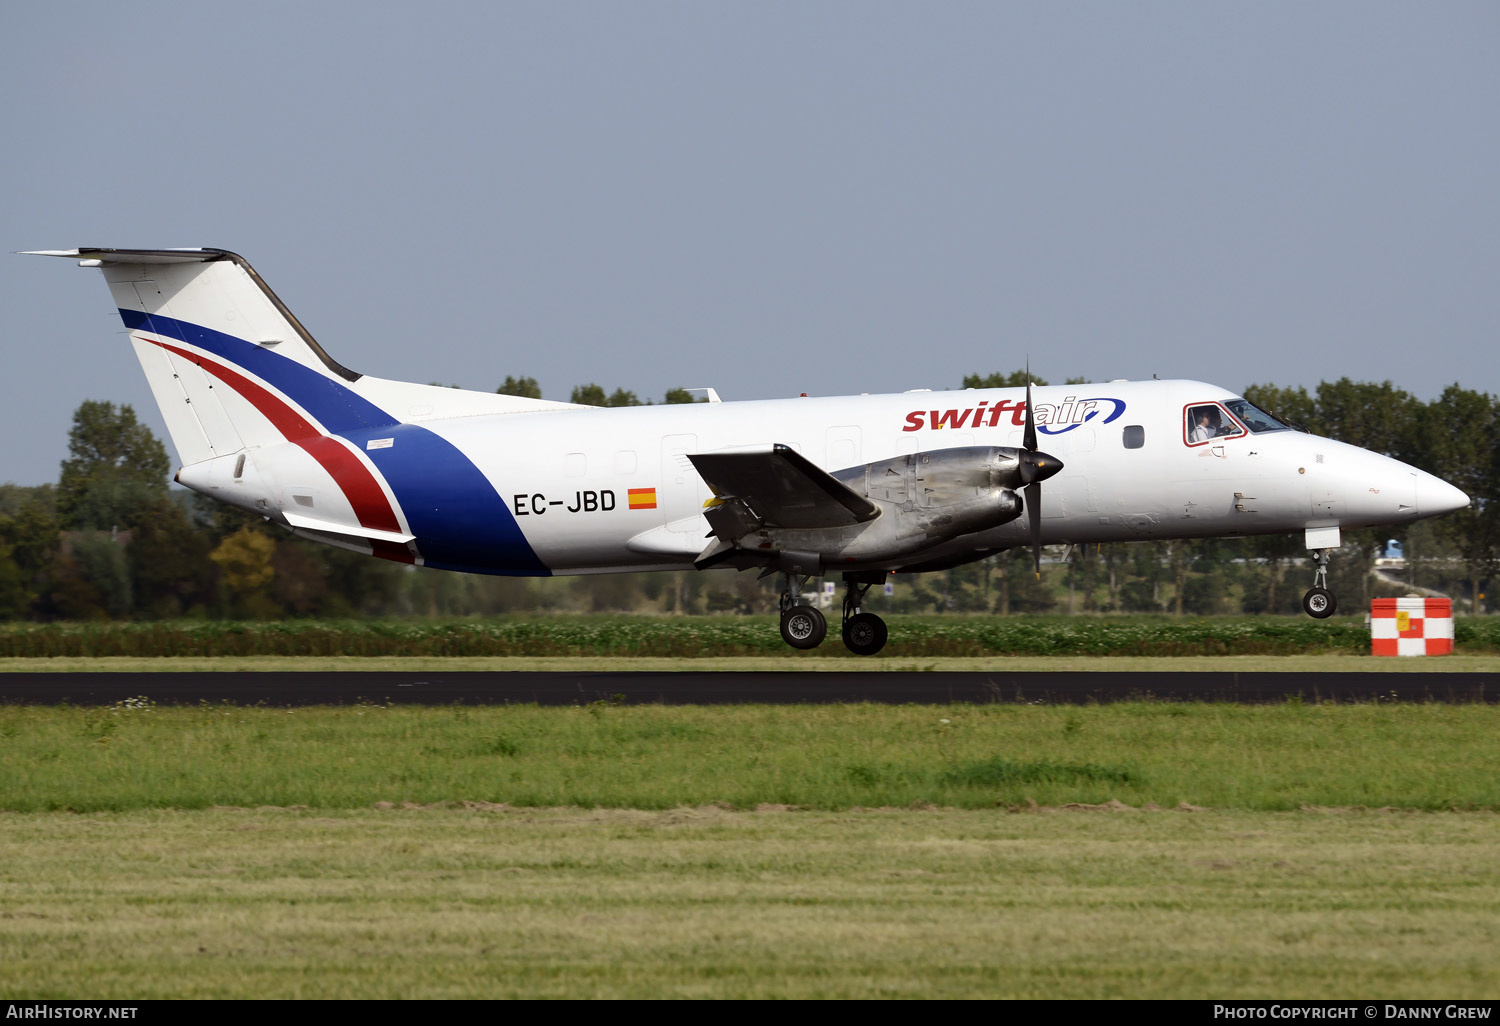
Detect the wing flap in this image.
<box><xmin>687</xmin><ymin>444</ymin><xmax>878</xmax><ymax>529</ymax></box>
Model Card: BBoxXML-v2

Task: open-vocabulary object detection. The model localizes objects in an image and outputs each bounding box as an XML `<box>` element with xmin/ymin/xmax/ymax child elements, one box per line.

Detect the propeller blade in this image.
<box><xmin>1026</xmin><ymin>481</ymin><xmax>1042</xmax><ymax>576</ymax></box>
<box><xmin>1023</xmin><ymin>369</ymin><xmax>1038</xmax><ymax>453</ymax></box>
<box><xmin>1019</xmin><ymin>366</ymin><xmax>1055</xmax><ymax>577</ymax></box>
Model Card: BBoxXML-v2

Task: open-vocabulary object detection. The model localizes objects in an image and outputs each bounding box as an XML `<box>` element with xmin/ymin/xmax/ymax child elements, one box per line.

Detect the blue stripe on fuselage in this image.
<box><xmin>120</xmin><ymin>309</ymin><xmax>551</xmax><ymax>577</ymax></box>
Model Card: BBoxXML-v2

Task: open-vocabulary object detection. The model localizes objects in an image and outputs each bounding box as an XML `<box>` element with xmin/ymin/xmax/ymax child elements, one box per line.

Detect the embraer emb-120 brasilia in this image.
<box><xmin>29</xmin><ymin>248</ymin><xmax>1470</xmax><ymax>654</ymax></box>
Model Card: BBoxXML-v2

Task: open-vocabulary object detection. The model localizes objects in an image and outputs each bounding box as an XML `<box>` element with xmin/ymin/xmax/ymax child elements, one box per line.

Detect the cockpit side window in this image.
<box><xmin>1184</xmin><ymin>402</ymin><xmax>1247</xmax><ymax>446</ymax></box>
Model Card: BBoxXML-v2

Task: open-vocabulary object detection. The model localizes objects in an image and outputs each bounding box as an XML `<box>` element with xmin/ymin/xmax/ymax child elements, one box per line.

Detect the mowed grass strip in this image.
<box><xmin>7</xmin><ymin>613</ymin><xmax>1497</xmax><ymax>658</ymax></box>
<box><xmin>1</xmin><ymin>808</ymin><xmax>1497</xmax><ymax>999</ymax></box>
<box><xmin>2</xmin><ymin>702</ymin><xmax>1498</xmax><ymax>812</ymax></box>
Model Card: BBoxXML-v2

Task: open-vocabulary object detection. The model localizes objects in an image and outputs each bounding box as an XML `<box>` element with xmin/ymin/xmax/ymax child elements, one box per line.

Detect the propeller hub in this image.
<box><xmin>1019</xmin><ymin>450</ymin><xmax>1064</xmax><ymax>486</ymax></box>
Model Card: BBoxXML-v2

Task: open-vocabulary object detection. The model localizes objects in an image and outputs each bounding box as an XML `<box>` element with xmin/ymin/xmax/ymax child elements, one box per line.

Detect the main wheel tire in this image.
<box><xmin>842</xmin><ymin>612</ymin><xmax>888</xmax><ymax>656</ymax></box>
<box><xmin>1303</xmin><ymin>587</ymin><xmax>1337</xmax><ymax>618</ymax></box>
<box><xmin>780</xmin><ymin>606</ymin><xmax>827</xmax><ymax>649</ymax></box>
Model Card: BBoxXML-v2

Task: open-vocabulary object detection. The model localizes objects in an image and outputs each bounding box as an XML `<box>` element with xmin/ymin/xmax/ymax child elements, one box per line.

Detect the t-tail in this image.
<box><xmin>24</xmin><ymin>248</ymin><xmax>568</xmax><ymax>466</ymax></box>
<box><xmin>25</xmin><ymin>248</ymin><xmax>561</xmax><ymax>574</ymax></box>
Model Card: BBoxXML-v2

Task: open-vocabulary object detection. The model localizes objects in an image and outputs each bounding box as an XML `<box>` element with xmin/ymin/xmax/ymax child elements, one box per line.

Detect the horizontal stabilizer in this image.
<box><xmin>688</xmin><ymin>444</ymin><xmax>879</xmax><ymax>529</ymax></box>
<box><xmin>282</xmin><ymin>510</ymin><xmax>416</xmax><ymax>545</ymax></box>
<box><xmin>23</xmin><ymin>248</ymin><xmax>230</xmax><ymax>265</ymax></box>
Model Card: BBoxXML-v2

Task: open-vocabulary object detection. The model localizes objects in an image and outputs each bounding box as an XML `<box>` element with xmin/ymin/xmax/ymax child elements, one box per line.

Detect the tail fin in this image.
<box><xmin>25</xmin><ymin>248</ymin><xmax>570</xmax><ymax>468</ymax></box>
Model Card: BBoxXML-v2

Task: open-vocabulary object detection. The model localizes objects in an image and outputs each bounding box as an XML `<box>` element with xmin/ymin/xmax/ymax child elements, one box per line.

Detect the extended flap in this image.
<box><xmin>687</xmin><ymin>444</ymin><xmax>879</xmax><ymax>529</ymax></box>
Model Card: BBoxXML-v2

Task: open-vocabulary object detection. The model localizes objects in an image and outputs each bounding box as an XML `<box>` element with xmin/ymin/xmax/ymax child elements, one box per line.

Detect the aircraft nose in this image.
<box><xmin>1416</xmin><ymin>472</ymin><xmax>1469</xmax><ymax>517</ymax></box>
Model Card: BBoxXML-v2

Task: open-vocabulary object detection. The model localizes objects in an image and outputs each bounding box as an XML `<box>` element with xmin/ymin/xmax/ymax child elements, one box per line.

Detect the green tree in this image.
<box><xmin>316</xmin><ymin>544</ymin><xmax>406</xmax><ymax>616</ymax></box>
<box><xmin>1418</xmin><ymin>386</ymin><xmax>1499</xmax><ymax>614</ymax></box>
<box><xmin>993</xmin><ymin>548</ymin><xmax>1057</xmax><ymax>614</ymax></box>
<box><xmin>569</xmin><ymin>384</ymin><xmax>645</xmax><ymax>409</ymax></box>
<box><xmin>269</xmin><ymin>539</ymin><xmax>329</xmax><ymax>616</ymax></box>
<box><xmin>57</xmin><ymin>401</ymin><xmax>170</xmax><ymax>531</ymax></box>
<box><xmin>570</xmin><ymin>384</ymin><xmax>607</xmax><ymax>407</ymax></box>
<box><xmin>210</xmin><ymin>528</ymin><xmax>276</xmax><ymax>616</ymax></box>
<box><xmin>1242</xmin><ymin>383</ymin><xmax>1317</xmax><ymax>433</ymax></box>
<box><xmin>1314</xmin><ymin>378</ymin><xmax>1420</xmax><ymax>459</ymax></box>
<box><xmin>0</xmin><ymin>483</ymin><xmax>52</xmax><ymax>517</ymax></box>
<box><xmin>52</xmin><ymin>532</ymin><xmax>132</xmax><ymax>619</ymax></box>
<box><xmin>0</xmin><ymin>524</ymin><xmax>27</xmax><ymax>619</ymax></box>
<box><xmin>1241</xmin><ymin>532</ymin><xmax>1305</xmax><ymax>615</ymax></box>
<box><xmin>497</xmin><ymin>375</ymin><xmax>542</xmax><ymax>399</ymax></box>
<box><xmin>663</xmin><ymin>388</ymin><xmax>708</xmax><ymax>405</ymax></box>
<box><xmin>963</xmin><ymin>371</ymin><xmax>1049</xmax><ymax>389</ymax></box>
<box><xmin>1117</xmin><ymin>542</ymin><xmax>1168</xmax><ymax>613</ymax></box>
<box><xmin>0</xmin><ymin>490</ymin><xmax>59</xmax><ymax>619</ymax></box>
<box><xmin>128</xmin><ymin>495</ymin><xmax>212</xmax><ymax>618</ymax></box>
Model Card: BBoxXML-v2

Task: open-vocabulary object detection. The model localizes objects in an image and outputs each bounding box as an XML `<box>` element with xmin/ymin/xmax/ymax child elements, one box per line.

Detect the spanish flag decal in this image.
<box><xmin>628</xmin><ymin>487</ymin><xmax>658</xmax><ymax>510</ymax></box>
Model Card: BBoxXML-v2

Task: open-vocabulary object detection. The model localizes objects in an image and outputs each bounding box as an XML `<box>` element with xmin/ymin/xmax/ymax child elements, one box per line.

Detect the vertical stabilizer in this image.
<box><xmin>26</xmin><ymin>248</ymin><xmax>366</xmax><ymax>466</ymax></box>
<box><xmin>27</xmin><ymin>247</ymin><xmax>560</xmax><ymax>577</ymax></box>
<box><xmin>24</xmin><ymin>248</ymin><xmax>575</xmax><ymax>469</ymax></box>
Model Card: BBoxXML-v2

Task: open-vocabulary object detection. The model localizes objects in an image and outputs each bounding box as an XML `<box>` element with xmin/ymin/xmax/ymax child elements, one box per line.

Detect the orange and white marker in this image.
<box><xmin>1371</xmin><ymin>597</ymin><xmax>1453</xmax><ymax>656</ymax></box>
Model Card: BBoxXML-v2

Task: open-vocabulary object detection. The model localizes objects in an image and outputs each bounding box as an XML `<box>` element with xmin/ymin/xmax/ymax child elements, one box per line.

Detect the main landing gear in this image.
<box><xmin>1303</xmin><ymin>547</ymin><xmax>1337</xmax><ymax>618</ymax></box>
<box><xmin>775</xmin><ymin>572</ymin><xmax>889</xmax><ymax>655</ymax></box>
<box><xmin>778</xmin><ymin>573</ymin><xmax>826</xmax><ymax>650</ymax></box>
<box><xmin>840</xmin><ymin>577</ymin><xmax>888</xmax><ymax>656</ymax></box>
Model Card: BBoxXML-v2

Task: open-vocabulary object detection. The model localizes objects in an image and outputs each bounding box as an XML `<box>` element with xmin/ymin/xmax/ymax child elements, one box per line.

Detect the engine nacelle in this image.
<box><xmin>725</xmin><ymin>447</ymin><xmax>1027</xmax><ymax>572</ymax></box>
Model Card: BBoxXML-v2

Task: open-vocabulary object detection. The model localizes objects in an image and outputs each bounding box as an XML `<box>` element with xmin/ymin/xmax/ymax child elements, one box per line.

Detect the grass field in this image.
<box><xmin>3</xmin><ymin>702</ymin><xmax>1499</xmax><ymax>813</ymax></box>
<box><xmin>2</xmin><ymin>807</ymin><xmax>1498</xmax><ymax>998</ymax></box>
<box><xmin>4</xmin><ymin>692</ymin><xmax>1499</xmax><ymax>997</ymax></box>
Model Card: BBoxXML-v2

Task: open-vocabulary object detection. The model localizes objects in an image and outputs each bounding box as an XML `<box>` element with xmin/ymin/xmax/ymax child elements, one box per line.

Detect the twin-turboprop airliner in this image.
<box><xmin>29</xmin><ymin>248</ymin><xmax>1470</xmax><ymax>655</ymax></box>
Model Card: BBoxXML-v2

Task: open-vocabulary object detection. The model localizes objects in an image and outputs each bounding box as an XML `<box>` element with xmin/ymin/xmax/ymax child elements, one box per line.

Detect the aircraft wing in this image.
<box><xmin>687</xmin><ymin>444</ymin><xmax>879</xmax><ymax>530</ymax></box>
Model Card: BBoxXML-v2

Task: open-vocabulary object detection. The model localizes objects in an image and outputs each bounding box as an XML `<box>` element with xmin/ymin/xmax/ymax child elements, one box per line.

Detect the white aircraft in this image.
<box><xmin>28</xmin><ymin>248</ymin><xmax>1470</xmax><ymax>654</ymax></box>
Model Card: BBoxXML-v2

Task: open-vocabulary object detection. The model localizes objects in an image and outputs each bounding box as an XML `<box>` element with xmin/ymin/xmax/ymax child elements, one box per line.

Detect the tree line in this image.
<box><xmin>0</xmin><ymin>373</ymin><xmax>1494</xmax><ymax>621</ymax></box>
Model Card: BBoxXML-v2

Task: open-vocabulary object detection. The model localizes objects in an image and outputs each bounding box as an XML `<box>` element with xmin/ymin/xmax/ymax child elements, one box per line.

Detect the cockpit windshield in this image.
<box><xmin>1224</xmin><ymin>399</ymin><xmax>1293</xmax><ymax>434</ymax></box>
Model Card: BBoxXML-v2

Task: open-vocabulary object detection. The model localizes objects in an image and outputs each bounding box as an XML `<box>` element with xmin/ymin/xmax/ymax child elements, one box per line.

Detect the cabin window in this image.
<box><xmin>1122</xmin><ymin>425</ymin><xmax>1145</xmax><ymax>449</ymax></box>
<box><xmin>1184</xmin><ymin>402</ymin><xmax>1246</xmax><ymax>446</ymax></box>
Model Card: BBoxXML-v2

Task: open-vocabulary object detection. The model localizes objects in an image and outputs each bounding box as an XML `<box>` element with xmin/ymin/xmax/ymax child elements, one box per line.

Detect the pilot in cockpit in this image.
<box><xmin>1188</xmin><ymin>406</ymin><xmax>1221</xmax><ymax>444</ymax></box>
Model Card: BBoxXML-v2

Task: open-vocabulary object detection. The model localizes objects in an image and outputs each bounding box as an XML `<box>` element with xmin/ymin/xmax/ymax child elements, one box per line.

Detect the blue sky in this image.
<box><xmin>3</xmin><ymin>1</ymin><xmax>1496</xmax><ymax>485</ymax></box>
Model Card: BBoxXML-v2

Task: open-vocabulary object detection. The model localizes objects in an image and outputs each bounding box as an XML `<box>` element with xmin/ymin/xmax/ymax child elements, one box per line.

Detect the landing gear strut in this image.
<box><xmin>1303</xmin><ymin>548</ymin><xmax>1337</xmax><ymax>618</ymax></box>
<box><xmin>840</xmin><ymin>574</ymin><xmax>888</xmax><ymax>656</ymax></box>
<box><xmin>778</xmin><ymin>573</ymin><xmax>826</xmax><ymax>649</ymax></box>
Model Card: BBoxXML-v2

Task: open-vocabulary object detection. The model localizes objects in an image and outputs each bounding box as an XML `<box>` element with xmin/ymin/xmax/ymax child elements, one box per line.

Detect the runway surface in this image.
<box><xmin>0</xmin><ymin>671</ymin><xmax>1494</xmax><ymax>705</ymax></box>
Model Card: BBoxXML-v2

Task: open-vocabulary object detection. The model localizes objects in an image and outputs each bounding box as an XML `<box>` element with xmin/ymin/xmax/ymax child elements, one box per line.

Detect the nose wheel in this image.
<box><xmin>1303</xmin><ymin>548</ymin><xmax>1338</xmax><ymax>618</ymax></box>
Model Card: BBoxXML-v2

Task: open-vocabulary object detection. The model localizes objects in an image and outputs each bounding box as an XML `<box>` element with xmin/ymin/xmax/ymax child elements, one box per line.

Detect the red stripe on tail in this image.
<box><xmin>143</xmin><ymin>337</ymin><xmax>412</xmax><ymax>562</ymax></box>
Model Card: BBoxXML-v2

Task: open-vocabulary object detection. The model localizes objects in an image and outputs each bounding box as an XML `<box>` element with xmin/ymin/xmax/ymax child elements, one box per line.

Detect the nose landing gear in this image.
<box><xmin>1303</xmin><ymin>547</ymin><xmax>1337</xmax><ymax>618</ymax></box>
